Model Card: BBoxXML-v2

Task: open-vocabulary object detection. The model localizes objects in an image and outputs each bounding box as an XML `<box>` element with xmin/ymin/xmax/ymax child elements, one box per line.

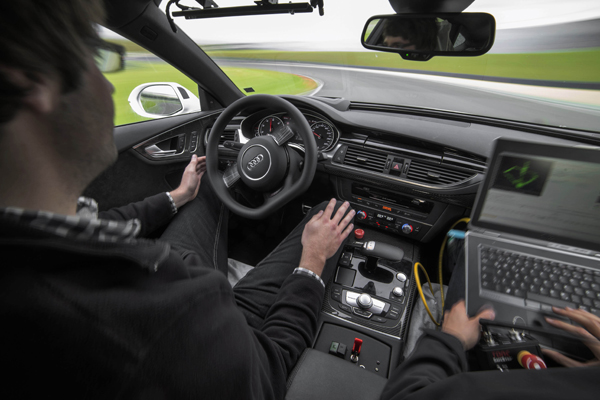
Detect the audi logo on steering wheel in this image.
<box><xmin>247</xmin><ymin>154</ymin><xmax>264</xmax><ymax>170</ymax></box>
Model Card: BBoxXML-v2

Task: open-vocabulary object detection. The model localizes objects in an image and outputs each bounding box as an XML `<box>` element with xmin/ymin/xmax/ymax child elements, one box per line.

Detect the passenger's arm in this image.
<box><xmin>381</xmin><ymin>301</ymin><xmax>495</xmax><ymax>400</ymax></box>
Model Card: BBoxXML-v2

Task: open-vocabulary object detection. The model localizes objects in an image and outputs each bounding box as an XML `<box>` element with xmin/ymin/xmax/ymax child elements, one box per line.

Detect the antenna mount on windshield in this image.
<box><xmin>168</xmin><ymin>0</ymin><xmax>324</xmax><ymax>22</ymax></box>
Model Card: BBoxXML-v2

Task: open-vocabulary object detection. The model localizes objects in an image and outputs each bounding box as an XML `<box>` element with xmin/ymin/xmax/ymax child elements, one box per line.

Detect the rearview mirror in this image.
<box><xmin>362</xmin><ymin>13</ymin><xmax>495</xmax><ymax>61</ymax></box>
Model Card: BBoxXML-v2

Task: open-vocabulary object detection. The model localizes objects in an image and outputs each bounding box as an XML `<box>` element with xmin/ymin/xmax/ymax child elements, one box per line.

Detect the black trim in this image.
<box><xmin>349</xmin><ymin>103</ymin><xmax>600</xmax><ymax>146</ymax></box>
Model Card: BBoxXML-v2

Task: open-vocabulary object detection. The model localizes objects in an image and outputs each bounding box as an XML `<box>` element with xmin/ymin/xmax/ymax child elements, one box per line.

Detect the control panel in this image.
<box><xmin>342</xmin><ymin>183</ymin><xmax>433</xmax><ymax>239</ymax></box>
<box><xmin>353</xmin><ymin>204</ymin><xmax>430</xmax><ymax>239</ymax></box>
<box><xmin>331</xmin><ymin>287</ymin><xmax>406</xmax><ymax>324</ymax></box>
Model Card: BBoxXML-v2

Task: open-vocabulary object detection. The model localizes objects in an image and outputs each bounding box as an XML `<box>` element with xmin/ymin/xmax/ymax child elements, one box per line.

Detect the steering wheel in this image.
<box><xmin>206</xmin><ymin>94</ymin><xmax>317</xmax><ymax>220</ymax></box>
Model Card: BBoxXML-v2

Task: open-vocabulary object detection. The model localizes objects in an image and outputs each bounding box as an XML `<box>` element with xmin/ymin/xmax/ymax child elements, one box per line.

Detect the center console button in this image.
<box><xmin>387</xmin><ymin>310</ymin><xmax>400</xmax><ymax>320</ymax></box>
<box><xmin>353</xmin><ymin>308</ymin><xmax>373</xmax><ymax>318</ymax></box>
<box><xmin>370</xmin><ymin>298</ymin><xmax>386</xmax><ymax>315</ymax></box>
<box><xmin>357</xmin><ymin>293</ymin><xmax>373</xmax><ymax>309</ymax></box>
<box><xmin>392</xmin><ymin>287</ymin><xmax>404</xmax><ymax>297</ymax></box>
<box><xmin>345</xmin><ymin>291</ymin><xmax>359</xmax><ymax>307</ymax></box>
<box><xmin>331</xmin><ymin>292</ymin><xmax>342</xmax><ymax>302</ymax></box>
<box><xmin>339</xmin><ymin>304</ymin><xmax>352</xmax><ymax>313</ymax></box>
<box><xmin>396</xmin><ymin>272</ymin><xmax>407</xmax><ymax>282</ymax></box>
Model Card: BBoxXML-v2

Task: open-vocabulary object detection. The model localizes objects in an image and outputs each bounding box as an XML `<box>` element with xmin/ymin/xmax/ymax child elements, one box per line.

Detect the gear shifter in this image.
<box><xmin>356</xmin><ymin>241</ymin><xmax>404</xmax><ymax>261</ymax></box>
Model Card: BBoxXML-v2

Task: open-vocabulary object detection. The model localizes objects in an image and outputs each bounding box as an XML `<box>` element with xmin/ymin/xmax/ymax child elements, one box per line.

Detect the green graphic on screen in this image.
<box><xmin>502</xmin><ymin>161</ymin><xmax>539</xmax><ymax>189</ymax></box>
<box><xmin>492</xmin><ymin>156</ymin><xmax>552</xmax><ymax>196</ymax></box>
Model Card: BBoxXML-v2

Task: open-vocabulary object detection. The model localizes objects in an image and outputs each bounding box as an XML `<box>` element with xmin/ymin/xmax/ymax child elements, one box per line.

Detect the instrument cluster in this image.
<box><xmin>242</xmin><ymin>110</ymin><xmax>340</xmax><ymax>152</ymax></box>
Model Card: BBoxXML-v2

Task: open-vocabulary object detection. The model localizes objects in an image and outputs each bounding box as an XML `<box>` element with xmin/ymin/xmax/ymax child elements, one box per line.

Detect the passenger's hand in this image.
<box><xmin>441</xmin><ymin>300</ymin><xmax>495</xmax><ymax>350</ymax></box>
<box><xmin>541</xmin><ymin>307</ymin><xmax>600</xmax><ymax>367</ymax></box>
<box><xmin>170</xmin><ymin>155</ymin><xmax>206</xmax><ymax>208</ymax></box>
<box><xmin>299</xmin><ymin>199</ymin><xmax>355</xmax><ymax>276</ymax></box>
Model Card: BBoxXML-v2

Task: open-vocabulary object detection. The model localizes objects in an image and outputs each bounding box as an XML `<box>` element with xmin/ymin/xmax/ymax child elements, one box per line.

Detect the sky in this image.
<box><xmin>103</xmin><ymin>0</ymin><xmax>600</xmax><ymax>50</ymax></box>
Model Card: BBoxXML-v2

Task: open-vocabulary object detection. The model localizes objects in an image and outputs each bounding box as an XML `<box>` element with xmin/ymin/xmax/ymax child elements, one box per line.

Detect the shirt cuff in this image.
<box><xmin>165</xmin><ymin>192</ymin><xmax>178</xmax><ymax>215</ymax></box>
<box><xmin>293</xmin><ymin>267</ymin><xmax>325</xmax><ymax>288</ymax></box>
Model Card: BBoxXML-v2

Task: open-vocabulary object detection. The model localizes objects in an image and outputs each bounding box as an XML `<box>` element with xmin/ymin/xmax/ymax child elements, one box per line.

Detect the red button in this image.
<box><xmin>354</xmin><ymin>229</ymin><xmax>365</xmax><ymax>239</ymax></box>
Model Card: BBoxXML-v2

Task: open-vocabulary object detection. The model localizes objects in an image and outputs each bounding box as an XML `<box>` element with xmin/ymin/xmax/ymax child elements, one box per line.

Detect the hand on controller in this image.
<box><xmin>542</xmin><ymin>307</ymin><xmax>600</xmax><ymax>367</ymax></box>
<box><xmin>441</xmin><ymin>300</ymin><xmax>496</xmax><ymax>350</ymax></box>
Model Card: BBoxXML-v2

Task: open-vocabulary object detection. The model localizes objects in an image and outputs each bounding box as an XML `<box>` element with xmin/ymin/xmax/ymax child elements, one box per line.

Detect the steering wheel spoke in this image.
<box><xmin>270</xmin><ymin>125</ymin><xmax>295</xmax><ymax>146</ymax></box>
<box><xmin>223</xmin><ymin>163</ymin><xmax>241</xmax><ymax>188</ymax></box>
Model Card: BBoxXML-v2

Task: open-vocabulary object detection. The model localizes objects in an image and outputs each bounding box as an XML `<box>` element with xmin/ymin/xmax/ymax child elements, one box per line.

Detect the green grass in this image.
<box><xmin>206</xmin><ymin>48</ymin><xmax>600</xmax><ymax>83</ymax></box>
<box><xmin>104</xmin><ymin>60</ymin><xmax>318</xmax><ymax>126</ymax></box>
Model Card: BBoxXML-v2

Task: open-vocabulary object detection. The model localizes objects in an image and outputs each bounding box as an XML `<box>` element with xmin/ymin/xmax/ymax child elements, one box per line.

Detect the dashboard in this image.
<box><xmin>128</xmin><ymin>94</ymin><xmax>588</xmax><ymax>244</ymax></box>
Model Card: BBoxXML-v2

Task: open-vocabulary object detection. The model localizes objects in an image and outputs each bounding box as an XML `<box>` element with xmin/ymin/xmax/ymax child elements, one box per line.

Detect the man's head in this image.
<box><xmin>0</xmin><ymin>0</ymin><xmax>118</xmax><ymax>211</ymax></box>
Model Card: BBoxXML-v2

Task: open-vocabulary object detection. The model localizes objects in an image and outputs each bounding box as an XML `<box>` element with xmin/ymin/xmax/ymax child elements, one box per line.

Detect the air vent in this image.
<box><xmin>220</xmin><ymin>130</ymin><xmax>236</xmax><ymax>145</ymax></box>
<box><xmin>443</xmin><ymin>153</ymin><xmax>487</xmax><ymax>173</ymax></box>
<box><xmin>407</xmin><ymin>160</ymin><xmax>475</xmax><ymax>185</ymax></box>
<box><xmin>343</xmin><ymin>146</ymin><xmax>387</xmax><ymax>173</ymax></box>
<box><xmin>205</xmin><ymin>128</ymin><xmax>237</xmax><ymax>146</ymax></box>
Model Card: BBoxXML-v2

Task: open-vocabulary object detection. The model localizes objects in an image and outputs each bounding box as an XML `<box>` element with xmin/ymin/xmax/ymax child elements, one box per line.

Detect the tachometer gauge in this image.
<box><xmin>310</xmin><ymin>121</ymin><xmax>335</xmax><ymax>151</ymax></box>
<box><xmin>258</xmin><ymin>116</ymin><xmax>284</xmax><ymax>136</ymax></box>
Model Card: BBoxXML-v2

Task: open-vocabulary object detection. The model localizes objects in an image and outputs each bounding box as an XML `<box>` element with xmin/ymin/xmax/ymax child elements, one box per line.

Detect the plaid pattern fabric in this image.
<box><xmin>293</xmin><ymin>267</ymin><xmax>325</xmax><ymax>288</ymax></box>
<box><xmin>1</xmin><ymin>198</ymin><xmax>141</xmax><ymax>243</ymax></box>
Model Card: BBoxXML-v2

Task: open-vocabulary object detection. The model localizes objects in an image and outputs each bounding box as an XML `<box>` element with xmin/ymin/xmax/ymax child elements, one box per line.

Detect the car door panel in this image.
<box><xmin>84</xmin><ymin>111</ymin><xmax>221</xmax><ymax>211</ymax></box>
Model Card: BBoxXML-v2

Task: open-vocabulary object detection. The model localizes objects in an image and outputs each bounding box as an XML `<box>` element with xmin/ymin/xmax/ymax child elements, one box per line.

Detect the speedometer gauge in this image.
<box><xmin>310</xmin><ymin>121</ymin><xmax>335</xmax><ymax>151</ymax></box>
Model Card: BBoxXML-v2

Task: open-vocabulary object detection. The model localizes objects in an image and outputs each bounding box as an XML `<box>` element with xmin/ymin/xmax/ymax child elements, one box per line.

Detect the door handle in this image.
<box><xmin>145</xmin><ymin>144</ymin><xmax>177</xmax><ymax>158</ymax></box>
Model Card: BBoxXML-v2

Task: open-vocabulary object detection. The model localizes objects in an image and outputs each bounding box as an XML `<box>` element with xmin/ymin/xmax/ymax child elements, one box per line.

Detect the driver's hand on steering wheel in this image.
<box><xmin>299</xmin><ymin>199</ymin><xmax>355</xmax><ymax>277</ymax></box>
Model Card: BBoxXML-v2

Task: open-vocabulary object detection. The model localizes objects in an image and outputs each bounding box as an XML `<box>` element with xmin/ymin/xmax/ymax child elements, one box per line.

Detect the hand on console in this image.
<box><xmin>300</xmin><ymin>199</ymin><xmax>355</xmax><ymax>277</ymax></box>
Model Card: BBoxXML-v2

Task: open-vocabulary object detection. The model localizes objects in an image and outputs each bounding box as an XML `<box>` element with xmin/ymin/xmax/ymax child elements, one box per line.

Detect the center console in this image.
<box><xmin>309</xmin><ymin>231</ymin><xmax>418</xmax><ymax>379</ymax></box>
<box><xmin>323</xmin><ymin>247</ymin><xmax>414</xmax><ymax>337</ymax></box>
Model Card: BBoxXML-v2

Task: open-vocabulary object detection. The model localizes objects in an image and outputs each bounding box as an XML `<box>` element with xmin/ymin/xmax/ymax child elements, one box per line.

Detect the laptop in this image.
<box><xmin>465</xmin><ymin>138</ymin><xmax>600</xmax><ymax>330</ymax></box>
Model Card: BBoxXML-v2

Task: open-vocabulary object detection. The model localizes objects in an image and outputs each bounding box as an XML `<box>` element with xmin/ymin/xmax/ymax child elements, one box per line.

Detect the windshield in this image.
<box><xmin>168</xmin><ymin>0</ymin><xmax>600</xmax><ymax>133</ymax></box>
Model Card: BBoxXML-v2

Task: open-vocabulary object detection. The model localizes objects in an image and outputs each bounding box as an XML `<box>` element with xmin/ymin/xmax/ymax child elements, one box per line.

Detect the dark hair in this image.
<box><xmin>0</xmin><ymin>0</ymin><xmax>105</xmax><ymax>124</ymax></box>
<box><xmin>382</xmin><ymin>18</ymin><xmax>438</xmax><ymax>51</ymax></box>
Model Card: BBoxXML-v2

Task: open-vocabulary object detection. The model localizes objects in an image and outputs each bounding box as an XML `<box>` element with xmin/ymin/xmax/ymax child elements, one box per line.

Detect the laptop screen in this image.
<box><xmin>471</xmin><ymin>139</ymin><xmax>600</xmax><ymax>253</ymax></box>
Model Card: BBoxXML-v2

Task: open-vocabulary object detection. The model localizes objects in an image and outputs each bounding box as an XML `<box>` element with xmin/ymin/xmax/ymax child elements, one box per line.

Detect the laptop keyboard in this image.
<box><xmin>480</xmin><ymin>245</ymin><xmax>600</xmax><ymax>316</ymax></box>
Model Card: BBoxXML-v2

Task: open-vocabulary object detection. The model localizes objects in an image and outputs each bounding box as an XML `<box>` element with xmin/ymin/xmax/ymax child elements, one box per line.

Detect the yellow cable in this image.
<box><xmin>413</xmin><ymin>217</ymin><xmax>470</xmax><ymax>326</ymax></box>
<box><xmin>414</xmin><ymin>262</ymin><xmax>441</xmax><ymax>326</ymax></box>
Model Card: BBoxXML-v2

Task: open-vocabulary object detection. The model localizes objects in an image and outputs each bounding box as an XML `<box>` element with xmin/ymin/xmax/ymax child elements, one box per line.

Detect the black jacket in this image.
<box><xmin>0</xmin><ymin>194</ymin><xmax>323</xmax><ymax>399</ymax></box>
<box><xmin>381</xmin><ymin>330</ymin><xmax>599</xmax><ymax>400</ymax></box>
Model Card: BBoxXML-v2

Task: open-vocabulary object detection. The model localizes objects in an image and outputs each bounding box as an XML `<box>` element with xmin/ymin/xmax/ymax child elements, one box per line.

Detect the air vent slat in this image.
<box><xmin>407</xmin><ymin>160</ymin><xmax>475</xmax><ymax>185</ymax></box>
<box><xmin>343</xmin><ymin>146</ymin><xmax>387</xmax><ymax>173</ymax></box>
<box><xmin>219</xmin><ymin>130</ymin><xmax>236</xmax><ymax>145</ymax></box>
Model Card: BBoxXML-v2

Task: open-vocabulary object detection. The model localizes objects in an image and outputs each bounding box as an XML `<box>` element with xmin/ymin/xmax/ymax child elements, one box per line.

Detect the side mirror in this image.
<box><xmin>128</xmin><ymin>82</ymin><xmax>201</xmax><ymax>118</ymax></box>
<box><xmin>362</xmin><ymin>13</ymin><xmax>495</xmax><ymax>61</ymax></box>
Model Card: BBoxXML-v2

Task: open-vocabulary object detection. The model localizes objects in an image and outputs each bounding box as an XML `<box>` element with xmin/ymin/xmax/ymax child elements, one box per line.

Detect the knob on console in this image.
<box><xmin>356</xmin><ymin>210</ymin><xmax>367</xmax><ymax>220</ymax></box>
<box><xmin>357</xmin><ymin>293</ymin><xmax>373</xmax><ymax>309</ymax></box>
<box><xmin>396</xmin><ymin>272</ymin><xmax>407</xmax><ymax>282</ymax></box>
<box><xmin>401</xmin><ymin>224</ymin><xmax>413</xmax><ymax>234</ymax></box>
<box><xmin>392</xmin><ymin>287</ymin><xmax>404</xmax><ymax>297</ymax></box>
